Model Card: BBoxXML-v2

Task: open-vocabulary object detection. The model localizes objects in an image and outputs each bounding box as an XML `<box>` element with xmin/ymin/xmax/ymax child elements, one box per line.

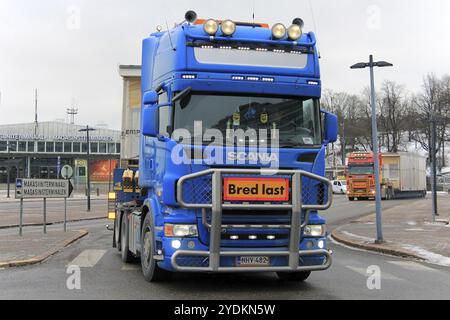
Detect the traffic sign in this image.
<box><xmin>15</xmin><ymin>179</ymin><xmax>73</xmax><ymax>199</ymax></box>
<box><xmin>61</xmin><ymin>165</ymin><xmax>74</xmax><ymax>179</ymax></box>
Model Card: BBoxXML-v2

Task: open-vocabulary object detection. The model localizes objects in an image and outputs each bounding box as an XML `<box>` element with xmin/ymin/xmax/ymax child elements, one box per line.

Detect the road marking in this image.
<box><xmin>121</xmin><ymin>264</ymin><xmax>141</xmax><ymax>271</ymax></box>
<box><xmin>345</xmin><ymin>265</ymin><xmax>405</xmax><ymax>281</ymax></box>
<box><xmin>67</xmin><ymin>250</ymin><xmax>107</xmax><ymax>268</ymax></box>
<box><xmin>387</xmin><ymin>260</ymin><xmax>439</xmax><ymax>272</ymax></box>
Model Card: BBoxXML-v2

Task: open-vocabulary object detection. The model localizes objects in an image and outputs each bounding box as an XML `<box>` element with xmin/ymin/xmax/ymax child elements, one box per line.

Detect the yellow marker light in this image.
<box><xmin>203</xmin><ymin>19</ymin><xmax>219</xmax><ymax>35</ymax></box>
<box><xmin>271</xmin><ymin>23</ymin><xmax>286</xmax><ymax>39</ymax></box>
<box><xmin>164</xmin><ymin>224</ymin><xmax>174</xmax><ymax>237</ymax></box>
<box><xmin>221</xmin><ymin>20</ymin><xmax>236</xmax><ymax>36</ymax></box>
<box><xmin>287</xmin><ymin>24</ymin><xmax>302</xmax><ymax>41</ymax></box>
<box><xmin>108</xmin><ymin>192</ymin><xmax>116</xmax><ymax>200</ymax></box>
<box><xmin>108</xmin><ymin>212</ymin><xmax>116</xmax><ymax>220</ymax></box>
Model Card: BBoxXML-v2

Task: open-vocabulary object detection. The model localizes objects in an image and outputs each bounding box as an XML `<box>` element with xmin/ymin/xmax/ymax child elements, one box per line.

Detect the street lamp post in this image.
<box><xmin>79</xmin><ymin>126</ymin><xmax>96</xmax><ymax>212</ymax></box>
<box><xmin>351</xmin><ymin>55</ymin><xmax>393</xmax><ymax>244</ymax></box>
<box><xmin>430</xmin><ymin>113</ymin><xmax>438</xmax><ymax>222</ymax></box>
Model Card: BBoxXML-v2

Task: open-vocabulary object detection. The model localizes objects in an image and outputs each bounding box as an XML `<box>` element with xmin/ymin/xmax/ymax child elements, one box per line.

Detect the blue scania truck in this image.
<box><xmin>110</xmin><ymin>11</ymin><xmax>338</xmax><ymax>282</ymax></box>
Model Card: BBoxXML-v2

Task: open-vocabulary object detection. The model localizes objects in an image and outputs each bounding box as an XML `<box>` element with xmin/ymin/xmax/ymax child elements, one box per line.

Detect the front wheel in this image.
<box><xmin>276</xmin><ymin>271</ymin><xmax>311</xmax><ymax>282</ymax></box>
<box><xmin>141</xmin><ymin>214</ymin><xmax>172</xmax><ymax>282</ymax></box>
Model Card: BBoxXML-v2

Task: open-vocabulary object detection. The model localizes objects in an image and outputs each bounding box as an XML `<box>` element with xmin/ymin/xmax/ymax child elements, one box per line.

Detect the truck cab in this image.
<box><xmin>112</xmin><ymin>11</ymin><xmax>338</xmax><ymax>282</ymax></box>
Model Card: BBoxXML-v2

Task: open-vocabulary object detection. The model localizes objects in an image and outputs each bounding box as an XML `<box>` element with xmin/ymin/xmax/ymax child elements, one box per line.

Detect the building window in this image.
<box><xmin>116</xmin><ymin>143</ymin><xmax>121</xmax><ymax>154</ymax></box>
<box><xmin>55</xmin><ymin>142</ymin><xmax>63</xmax><ymax>153</ymax></box>
<box><xmin>9</xmin><ymin>141</ymin><xmax>17</xmax><ymax>152</ymax></box>
<box><xmin>38</xmin><ymin>142</ymin><xmax>45</xmax><ymax>152</ymax></box>
<box><xmin>108</xmin><ymin>143</ymin><xmax>115</xmax><ymax>154</ymax></box>
<box><xmin>46</xmin><ymin>142</ymin><xmax>54</xmax><ymax>153</ymax></box>
<box><xmin>90</xmin><ymin>142</ymin><xmax>98</xmax><ymax>153</ymax></box>
<box><xmin>99</xmin><ymin>143</ymin><xmax>107</xmax><ymax>153</ymax></box>
<box><xmin>18</xmin><ymin>141</ymin><xmax>27</xmax><ymax>152</ymax></box>
<box><xmin>28</xmin><ymin>141</ymin><xmax>35</xmax><ymax>152</ymax></box>
<box><xmin>64</xmin><ymin>142</ymin><xmax>72</xmax><ymax>153</ymax></box>
<box><xmin>0</xmin><ymin>141</ymin><xmax>7</xmax><ymax>152</ymax></box>
<box><xmin>73</xmin><ymin>142</ymin><xmax>81</xmax><ymax>153</ymax></box>
<box><xmin>82</xmin><ymin>143</ymin><xmax>87</xmax><ymax>153</ymax></box>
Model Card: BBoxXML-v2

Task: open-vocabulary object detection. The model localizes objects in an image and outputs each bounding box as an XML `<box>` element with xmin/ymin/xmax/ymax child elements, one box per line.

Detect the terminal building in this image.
<box><xmin>0</xmin><ymin>121</ymin><xmax>121</xmax><ymax>188</ymax></box>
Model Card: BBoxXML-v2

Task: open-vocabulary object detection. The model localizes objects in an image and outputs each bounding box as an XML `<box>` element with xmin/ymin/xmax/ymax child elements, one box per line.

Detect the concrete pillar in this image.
<box><xmin>27</xmin><ymin>156</ymin><xmax>31</xmax><ymax>178</ymax></box>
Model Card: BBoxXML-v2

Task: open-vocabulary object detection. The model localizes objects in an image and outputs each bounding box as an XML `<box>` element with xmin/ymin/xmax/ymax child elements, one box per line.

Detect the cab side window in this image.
<box><xmin>158</xmin><ymin>91</ymin><xmax>170</xmax><ymax>137</ymax></box>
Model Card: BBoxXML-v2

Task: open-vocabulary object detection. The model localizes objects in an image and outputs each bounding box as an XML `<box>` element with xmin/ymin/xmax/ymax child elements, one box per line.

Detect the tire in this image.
<box><xmin>141</xmin><ymin>213</ymin><xmax>172</xmax><ymax>282</ymax></box>
<box><xmin>120</xmin><ymin>213</ymin><xmax>135</xmax><ymax>263</ymax></box>
<box><xmin>277</xmin><ymin>271</ymin><xmax>311</xmax><ymax>282</ymax></box>
<box><xmin>349</xmin><ymin>197</ymin><xmax>355</xmax><ymax>201</ymax></box>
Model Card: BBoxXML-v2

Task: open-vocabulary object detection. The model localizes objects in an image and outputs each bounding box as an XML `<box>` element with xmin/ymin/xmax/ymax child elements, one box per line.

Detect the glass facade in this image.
<box><xmin>0</xmin><ymin>139</ymin><xmax>120</xmax><ymax>155</ymax></box>
<box><xmin>64</xmin><ymin>142</ymin><xmax>72</xmax><ymax>153</ymax></box>
<box><xmin>55</xmin><ymin>142</ymin><xmax>63</xmax><ymax>153</ymax></box>
<box><xmin>18</xmin><ymin>141</ymin><xmax>27</xmax><ymax>152</ymax></box>
<box><xmin>0</xmin><ymin>123</ymin><xmax>121</xmax><ymax>184</ymax></box>
<box><xmin>28</xmin><ymin>141</ymin><xmax>35</xmax><ymax>152</ymax></box>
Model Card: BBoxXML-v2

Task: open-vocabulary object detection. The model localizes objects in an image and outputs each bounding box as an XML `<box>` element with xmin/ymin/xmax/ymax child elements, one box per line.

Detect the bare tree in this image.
<box><xmin>322</xmin><ymin>90</ymin><xmax>350</xmax><ymax>165</ymax></box>
<box><xmin>412</xmin><ymin>74</ymin><xmax>448</xmax><ymax>169</ymax></box>
<box><xmin>378</xmin><ymin>81</ymin><xmax>408</xmax><ymax>152</ymax></box>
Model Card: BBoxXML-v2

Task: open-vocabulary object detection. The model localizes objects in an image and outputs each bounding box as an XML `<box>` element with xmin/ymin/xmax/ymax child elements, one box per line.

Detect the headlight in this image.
<box><xmin>303</xmin><ymin>225</ymin><xmax>325</xmax><ymax>237</ymax></box>
<box><xmin>204</xmin><ymin>19</ymin><xmax>219</xmax><ymax>36</ymax></box>
<box><xmin>271</xmin><ymin>23</ymin><xmax>286</xmax><ymax>39</ymax></box>
<box><xmin>165</xmin><ymin>224</ymin><xmax>198</xmax><ymax>237</ymax></box>
<box><xmin>287</xmin><ymin>24</ymin><xmax>302</xmax><ymax>41</ymax></box>
<box><xmin>221</xmin><ymin>20</ymin><xmax>236</xmax><ymax>36</ymax></box>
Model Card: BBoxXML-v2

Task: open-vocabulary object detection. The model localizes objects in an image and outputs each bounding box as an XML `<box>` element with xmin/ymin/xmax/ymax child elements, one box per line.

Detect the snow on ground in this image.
<box><xmin>402</xmin><ymin>245</ymin><xmax>450</xmax><ymax>267</ymax></box>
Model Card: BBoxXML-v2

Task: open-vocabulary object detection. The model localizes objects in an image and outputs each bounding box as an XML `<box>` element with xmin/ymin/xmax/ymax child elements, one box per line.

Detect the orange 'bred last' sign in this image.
<box><xmin>223</xmin><ymin>178</ymin><xmax>289</xmax><ymax>202</ymax></box>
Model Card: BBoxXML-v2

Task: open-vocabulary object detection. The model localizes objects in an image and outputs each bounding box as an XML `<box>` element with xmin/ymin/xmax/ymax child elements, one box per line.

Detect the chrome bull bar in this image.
<box><xmin>173</xmin><ymin>168</ymin><xmax>333</xmax><ymax>272</ymax></box>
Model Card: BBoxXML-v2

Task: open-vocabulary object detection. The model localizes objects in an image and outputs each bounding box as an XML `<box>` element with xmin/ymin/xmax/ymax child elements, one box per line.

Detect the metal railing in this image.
<box><xmin>173</xmin><ymin>168</ymin><xmax>333</xmax><ymax>272</ymax></box>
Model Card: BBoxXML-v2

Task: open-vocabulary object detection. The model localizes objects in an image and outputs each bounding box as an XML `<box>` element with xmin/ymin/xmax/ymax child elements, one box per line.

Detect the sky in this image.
<box><xmin>1</xmin><ymin>0</ymin><xmax>450</xmax><ymax>130</ymax></box>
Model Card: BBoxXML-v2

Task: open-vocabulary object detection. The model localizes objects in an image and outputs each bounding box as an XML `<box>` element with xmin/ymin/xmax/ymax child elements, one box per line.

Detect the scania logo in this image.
<box><xmin>227</xmin><ymin>152</ymin><xmax>279</xmax><ymax>163</ymax></box>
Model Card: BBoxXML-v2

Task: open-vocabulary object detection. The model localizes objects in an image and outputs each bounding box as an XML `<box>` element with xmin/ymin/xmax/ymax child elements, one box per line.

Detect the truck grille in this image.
<box><xmin>181</xmin><ymin>173</ymin><xmax>328</xmax><ymax>206</ymax></box>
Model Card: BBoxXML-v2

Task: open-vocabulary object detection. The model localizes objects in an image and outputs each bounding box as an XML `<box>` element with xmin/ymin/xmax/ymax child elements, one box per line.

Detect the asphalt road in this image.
<box><xmin>1</xmin><ymin>195</ymin><xmax>449</xmax><ymax>300</ymax></box>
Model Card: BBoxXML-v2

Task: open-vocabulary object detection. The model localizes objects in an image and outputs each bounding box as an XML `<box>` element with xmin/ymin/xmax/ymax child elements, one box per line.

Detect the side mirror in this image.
<box><xmin>323</xmin><ymin>111</ymin><xmax>338</xmax><ymax>143</ymax></box>
<box><xmin>143</xmin><ymin>91</ymin><xmax>158</xmax><ymax>105</ymax></box>
<box><xmin>141</xmin><ymin>106</ymin><xmax>158</xmax><ymax>137</ymax></box>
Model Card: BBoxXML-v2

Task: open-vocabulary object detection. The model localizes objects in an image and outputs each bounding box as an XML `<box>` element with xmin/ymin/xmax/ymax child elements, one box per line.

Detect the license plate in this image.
<box><xmin>236</xmin><ymin>256</ymin><xmax>270</xmax><ymax>267</ymax></box>
<box><xmin>223</xmin><ymin>178</ymin><xmax>289</xmax><ymax>202</ymax></box>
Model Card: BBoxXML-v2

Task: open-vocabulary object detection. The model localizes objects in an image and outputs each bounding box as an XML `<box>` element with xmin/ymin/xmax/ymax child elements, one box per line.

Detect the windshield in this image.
<box><xmin>173</xmin><ymin>93</ymin><xmax>322</xmax><ymax>147</ymax></box>
<box><xmin>348</xmin><ymin>165</ymin><xmax>374</xmax><ymax>175</ymax></box>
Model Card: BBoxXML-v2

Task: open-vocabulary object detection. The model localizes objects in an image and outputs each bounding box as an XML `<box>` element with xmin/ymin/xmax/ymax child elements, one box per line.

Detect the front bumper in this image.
<box><xmin>172</xmin><ymin>168</ymin><xmax>333</xmax><ymax>273</ymax></box>
<box><xmin>159</xmin><ymin>237</ymin><xmax>331</xmax><ymax>272</ymax></box>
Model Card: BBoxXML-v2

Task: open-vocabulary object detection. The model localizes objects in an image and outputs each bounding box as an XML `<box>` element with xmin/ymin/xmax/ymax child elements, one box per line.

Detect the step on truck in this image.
<box><xmin>109</xmin><ymin>11</ymin><xmax>338</xmax><ymax>282</ymax></box>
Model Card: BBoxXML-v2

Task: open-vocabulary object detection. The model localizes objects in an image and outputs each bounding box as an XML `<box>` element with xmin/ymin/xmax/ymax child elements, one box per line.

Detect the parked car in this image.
<box><xmin>332</xmin><ymin>180</ymin><xmax>347</xmax><ymax>194</ymax></box>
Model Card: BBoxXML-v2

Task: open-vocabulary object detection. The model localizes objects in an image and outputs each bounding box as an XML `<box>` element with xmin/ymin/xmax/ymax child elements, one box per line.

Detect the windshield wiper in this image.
<box><xmin>173</xmin><ymin>87</ymin><xmax>192</xmax><ymax>108</ymax></box>
<box><xmin>273</xmin><ymin>143</ymin><xmax>299</xmax><ymax>149</ymax></box>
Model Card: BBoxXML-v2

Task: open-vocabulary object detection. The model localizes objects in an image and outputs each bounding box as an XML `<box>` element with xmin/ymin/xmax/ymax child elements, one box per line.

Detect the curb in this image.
<box><xmin>0</xmin><ymin>216</ymin><xmax>106</xmax><ymax>230</ymax></box>
<box><xmin>331</xmin><ymin>227</ymin><xmax>424</xmax><ymax>261</ymax></box>
<box><xmin>0</xmin><ymin>230</ymin><xmax>89</xmax><ymax>268</ymax></box>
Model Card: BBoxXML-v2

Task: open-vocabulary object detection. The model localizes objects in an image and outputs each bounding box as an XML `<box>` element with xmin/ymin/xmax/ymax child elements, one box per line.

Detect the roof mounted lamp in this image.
<box><xmin>288</xmin><ymin>18</ymin><xmax>304</xmax><ymax>41</ymax></box>
<box><xmin>271</xmin><ymin>23</ymin><xmax>286</xmax><ymax>40</ymax></box>
<box><xmin>204</xmin><ymin>19</ymin><xmax>219</xmax><ymax>36</ymax></box>
<box><xmin>221</xmin><ymin>20</ymin><xmax>236</xmax><ymax>36</ymax></box>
